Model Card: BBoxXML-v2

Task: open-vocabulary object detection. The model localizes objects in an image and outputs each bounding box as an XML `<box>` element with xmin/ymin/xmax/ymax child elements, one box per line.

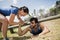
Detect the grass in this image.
<box><xmin>0</xmin><ymin>18</ymin><xmax>60</xmax><ymax>40</ymax></box>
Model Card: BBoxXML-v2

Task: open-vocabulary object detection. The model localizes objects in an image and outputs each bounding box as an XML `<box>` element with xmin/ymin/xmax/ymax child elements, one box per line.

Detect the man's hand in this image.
<box><xmin>19</xmin><ymin>21</ymin><xmax>25</xmax><ymax>26</ymax></box>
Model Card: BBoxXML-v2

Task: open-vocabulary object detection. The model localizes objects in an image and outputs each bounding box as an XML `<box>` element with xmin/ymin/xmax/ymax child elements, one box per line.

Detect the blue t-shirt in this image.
<box><xmin>0</xmin><ymin>7</ymin><xmax>18</xmax><ymax>16</ymax></box>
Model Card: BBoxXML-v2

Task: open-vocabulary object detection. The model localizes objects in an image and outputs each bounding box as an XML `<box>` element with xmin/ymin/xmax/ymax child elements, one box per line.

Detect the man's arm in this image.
<box><xmin>18</xmin><ymin>24</ymin><xmax>31</xmax><ymax>36</ymax></box>
<box><xmin>39</xmin><ymin>23</ymin><xmax>50</xmax><ymax>36</ymax></box>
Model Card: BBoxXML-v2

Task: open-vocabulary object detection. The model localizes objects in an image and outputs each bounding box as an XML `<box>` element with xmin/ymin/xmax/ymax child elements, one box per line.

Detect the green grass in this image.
<box><xmin>0</xmin><ymin>18</ymin><xmax>60</xmax><ymax>40</ymax></box>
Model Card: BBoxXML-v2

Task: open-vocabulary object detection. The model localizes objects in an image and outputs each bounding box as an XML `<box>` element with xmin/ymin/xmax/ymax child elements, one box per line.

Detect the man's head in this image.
<box><xmin>30</xmin><ymin>17</ymin><xmax>39</xmax><ymax>27</ymax></box>
<box><xmin>18</xmin><ymin>6</ymin><xmax>29</xmax><ymax>16</ymax></box>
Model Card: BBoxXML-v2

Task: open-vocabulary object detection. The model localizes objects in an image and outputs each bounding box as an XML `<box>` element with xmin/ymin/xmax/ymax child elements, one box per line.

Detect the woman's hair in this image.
<box><xmin>30</xmin><ymin>17</ymin><xmax>39</xmax><ymax>23</ymax></box>
<box><xmin>19</xmin><ymin>6</ymin><xmax>29</xmax><ymax>14</ymax></box>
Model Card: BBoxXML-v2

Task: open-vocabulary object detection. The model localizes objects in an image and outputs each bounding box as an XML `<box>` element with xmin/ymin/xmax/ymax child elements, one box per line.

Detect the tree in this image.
<box><xmin>49</xmin><ymin>8</ymin><xmax>57</xmax><ymax>16</ymax></box>
<box><xmin>33</xmin><ymin>9</ymin><xmax>36</xmax><ymax>17</ymax></box>
<box><xmin>56</xmin><ymin>0</ymin><xmax>60</xmax><ymax>14</ymax></box>
<box><xmin>49</xmin><ymin>0</ymin><xmax>60</xmax><ymax>16</ymax></box>
<box><xmin>39</xmin><ymin>9</ymin><xmax>45</xmax><ymax>18</ymax></box>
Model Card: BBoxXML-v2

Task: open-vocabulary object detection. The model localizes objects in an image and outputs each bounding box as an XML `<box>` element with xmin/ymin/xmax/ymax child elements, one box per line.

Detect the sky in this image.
<box><xmin>0</xmin><ymin>0</ymin><xmax>58</xmax><ymax>22</ymax></box>
<box><xmin>0</xmin><ymin>0</ymin><xmax>57</xmax><ymax>14</ymax></box>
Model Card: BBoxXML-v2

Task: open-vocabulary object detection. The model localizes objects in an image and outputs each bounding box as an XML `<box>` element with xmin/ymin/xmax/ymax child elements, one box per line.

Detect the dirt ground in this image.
<box><xmin>0</xmin><ymin>18</ymin><xmax>60</xmax><ymax>40</ymax></box>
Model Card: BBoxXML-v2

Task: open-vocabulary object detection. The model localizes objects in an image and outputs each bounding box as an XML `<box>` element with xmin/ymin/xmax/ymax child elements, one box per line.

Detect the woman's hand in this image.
<box><xmin>17</xmin><ymin>14</ymin><xmax>25</xmax><ymax>26</ymax></box>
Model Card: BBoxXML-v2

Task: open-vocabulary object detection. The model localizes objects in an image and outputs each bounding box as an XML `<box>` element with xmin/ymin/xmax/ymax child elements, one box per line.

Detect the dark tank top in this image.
<box><xmin>30</xmin><ymin>23</ymin><xmax>42</xmax><ymax>35</ymax></box>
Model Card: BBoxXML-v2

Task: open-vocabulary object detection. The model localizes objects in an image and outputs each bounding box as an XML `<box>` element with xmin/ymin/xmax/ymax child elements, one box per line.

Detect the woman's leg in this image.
<box><xmin>0</xmin><ymin>14</ymin><xmax>8</xmax><ymax>39</ymax></box>
<box><xmin>0</xmin><ymin>23</ymin><xmax>2</xmax><ymax>31</ymax></box>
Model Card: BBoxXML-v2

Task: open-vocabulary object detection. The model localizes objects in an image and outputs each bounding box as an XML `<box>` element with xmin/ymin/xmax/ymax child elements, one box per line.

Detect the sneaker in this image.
<box><xmin>3</xmin><ymin>38</ymin><xmax>9</xmax><ymax>40</ymax></box>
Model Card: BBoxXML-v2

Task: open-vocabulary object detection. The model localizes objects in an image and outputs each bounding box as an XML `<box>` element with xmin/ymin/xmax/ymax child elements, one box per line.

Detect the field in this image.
<box><xmin>0</xmin><ymin>18</ymin><xmax>60</xmax><ymax>40</ymax></box>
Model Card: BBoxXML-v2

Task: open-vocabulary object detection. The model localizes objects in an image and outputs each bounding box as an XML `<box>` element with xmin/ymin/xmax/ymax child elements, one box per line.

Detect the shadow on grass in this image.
<box><xmin>0</xmin><ymin>36</ymin><xmax>31</xmax><ymax>40</ymax></box>
<box><xmin>0</xmin><ymin>38</ymin><xmax>3</xmax><ymax>40</ymax></box>
<box><xmin>13</xmin><ymin>36</ymin><xmax>31</xmax><ymax>40</ymax></box>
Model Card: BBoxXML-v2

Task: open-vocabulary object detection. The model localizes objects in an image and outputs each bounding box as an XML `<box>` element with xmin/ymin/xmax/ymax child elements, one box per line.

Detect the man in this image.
<box><xmin>18</xmin><ymin>17</ymin><xmax>50</xmax><ymax>38</ymax></box>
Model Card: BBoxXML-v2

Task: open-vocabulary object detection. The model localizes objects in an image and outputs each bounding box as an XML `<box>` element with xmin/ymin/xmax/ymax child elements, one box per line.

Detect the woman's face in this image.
<box><xmin>18</xmin><ymin>10</ymin><xmax>27</xmax><ymax>16</ymax></box>
<box><xmin>30</xmin><ymin>20</ymin><xmax>36</xmax><ymax>28</ymax></box>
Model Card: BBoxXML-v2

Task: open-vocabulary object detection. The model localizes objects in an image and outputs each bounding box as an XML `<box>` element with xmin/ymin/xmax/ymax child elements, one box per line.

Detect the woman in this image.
<box><xmin>0</xmin><ymin>6</ymin><xmax>29</xmax><ymax>40</ymax></box>
<box><xmin>18</xmin><ymin>17</ymin><xmax>50</xmax><ymax>38</ymax></box>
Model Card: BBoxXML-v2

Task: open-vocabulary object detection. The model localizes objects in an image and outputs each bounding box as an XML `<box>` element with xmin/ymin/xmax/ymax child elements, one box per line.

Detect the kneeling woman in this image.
<box><xmin>18</xmin><ymin>17</ymin><xmax>50</xmax><ymax>37</ymax></box>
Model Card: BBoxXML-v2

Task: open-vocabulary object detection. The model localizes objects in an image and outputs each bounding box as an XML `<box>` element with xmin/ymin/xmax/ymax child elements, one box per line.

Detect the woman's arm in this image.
<box><xmin>17</xmin><ymin>14</ymin><xmax>25</xmax><ymax>25</ymax></box>
<box><xmin>9</xmin><ymin>14</ymin><xmax>19</xmax><ymax>25</ymax></box>
<box><xmin>39</xmin><ymin>23</ymin><xmax>50</xmax><ymax>36</ymax></box>
<box><xmin>18</xmin><ymin>24</ymin><xmax>31</xmax><ymax>36</ymax></box>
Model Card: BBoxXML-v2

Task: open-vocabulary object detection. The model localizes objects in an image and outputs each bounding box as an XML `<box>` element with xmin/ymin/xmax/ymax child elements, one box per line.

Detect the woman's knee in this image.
<box><xmin>2</xmin><ymin>18</ymin><xmax>9</xmax><ymax>24</ymax></box>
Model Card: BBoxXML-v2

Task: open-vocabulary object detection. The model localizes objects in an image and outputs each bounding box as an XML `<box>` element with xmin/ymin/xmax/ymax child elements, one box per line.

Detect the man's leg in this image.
<box><xmin>0</xmin><ymin>14</ymin><xmax>9</xmax><ymax>40</ymax></box>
